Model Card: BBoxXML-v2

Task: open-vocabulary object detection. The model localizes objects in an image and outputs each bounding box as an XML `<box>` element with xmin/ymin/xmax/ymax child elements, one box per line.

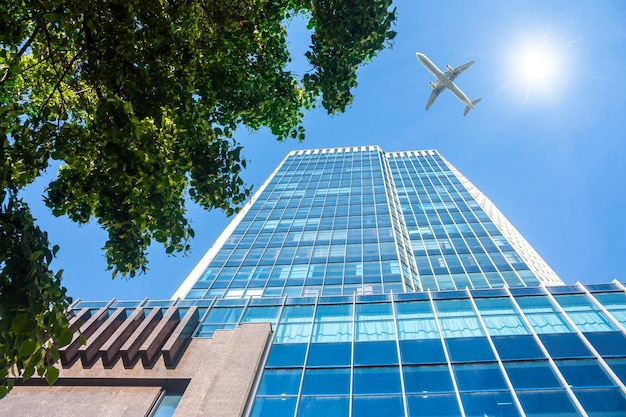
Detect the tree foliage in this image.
<box><xmin>0</xmin><ymin>0</ymin><xmax>395</xmax><ymax>394</ymax></box>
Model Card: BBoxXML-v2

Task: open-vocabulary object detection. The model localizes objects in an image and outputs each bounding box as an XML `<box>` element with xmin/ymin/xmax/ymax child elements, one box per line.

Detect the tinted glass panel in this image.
<box><xmin>460</xmin><ymin>391</ymin><xmax>520</xmax><ymax>417</ymax></box>
<box><xmin>557</xmin><ymin>360</ymin><xmax>616</xmax><ymax>388</ymax></box>
<box><xmin>353</xmin><ymin>367</ymin><xmax>402</xmax><ymax>394</ymax></box>
<box><xmin>454</xmin><ymin>363</ymin><xmax>508</xmax><ymax>391</ymax></box>
<box><xmin>446</xmin><ymin>338</ymin><xmax>496</xmax><ymax>362</ymax></box>
<box><xmin>352</xmin><ymin>396</ymin><xmax>404</xmax><ymax>417</ymax></box>
<box><xmin>301</xmin><ymin>369</ymin><xmax>350</xmax><ymax>395</ymax></box>
<box><xmin>297</xmin><ymin>397</ymin><xmax>349</xmax><ymax>417</ymax></box>
<box><xmin>354</xmin><ymin>341</ymin><xmax>398</xmax><ymax>366</ymax></box>
<box><xmin>504</xmin><ymin>361</ymin><xmax>563</xmax><ymax>389</ymax></box>
<box><xmin>516</xmin><ymin>390</ymin><xmax>579</xmax><ymax>417</ymax></box>
<box><xmin>251</xmin><ymin>397</ymin><xmax>297</xmax><ymax>417</ymax></box>
<box><xmin>492</xmin><ymin>335</ymin><xmax>545</xmax><ymax>361</ymax></box>
<box><xmin>400</xmin><ymin>339</ymin><xmax>447</xmax><ymax>364</ymax></box>
<box><xmin>573</xmin><ymin>388</ymin><xmax>626</xmax><ymax>417</ymax></box>
<box><xmin>257</xmin><ymin>369</ymin><xmax>302</xmax><ymax>395</ymax></box>
<box><xmin>584</xmin><ymin>332</ymin><xmax>626</xmax><ymax>356</ymax></box>
<box><xmin>539</xmin><ymin>334</ymin><xmax>593</xmax><ymax>358</ymax></box>
<box><xmin>307</xmin><ymin>343</ymin><xmax>351</xmax><ymax>367</ymax></box>
<box><xmin>403</xmin><ymin>365</ymin><xmax>454</xmax><ymax>393</ymax></box>
<box><xmin>407</xmin><ymin>393</ymin><xmax>462</xmax><ymax>417</ymax></box>
<box><xmin>266</xmin><ymin>343</ymin><xmax>307</xmax><ymax>367</ymax></box>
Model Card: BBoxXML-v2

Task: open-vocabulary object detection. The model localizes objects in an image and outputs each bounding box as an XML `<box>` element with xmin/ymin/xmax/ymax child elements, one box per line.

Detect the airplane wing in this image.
<box><xmin>445</xmin><ymin>61</ymin><xmax>475</xmax><ymax>82</ymax></box>
<box><xmin>425</xmin><ymin>85</ymin><xmax>445</xmax><ymax>110</ymax></box>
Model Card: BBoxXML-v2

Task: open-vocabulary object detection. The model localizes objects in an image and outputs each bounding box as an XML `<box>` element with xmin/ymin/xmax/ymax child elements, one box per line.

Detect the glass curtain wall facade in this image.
<box><xmin>133</xmin><ymin>146</ymin><xmax>626</xmax><ymax>416</ymax></box>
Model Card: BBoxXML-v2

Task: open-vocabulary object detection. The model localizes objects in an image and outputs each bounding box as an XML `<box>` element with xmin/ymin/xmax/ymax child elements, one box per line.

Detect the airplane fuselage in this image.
<box><xmin>416</xmin><ymin>52</ymin><xmax>476</xmax><ymax>110</ymax></box>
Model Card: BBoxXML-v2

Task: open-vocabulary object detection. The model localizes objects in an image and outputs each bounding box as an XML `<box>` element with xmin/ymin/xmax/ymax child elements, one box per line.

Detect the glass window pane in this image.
<box><xmin>274</xmin><ymin>322</ymin><xmax>312</xmax><ymax>343</ymax></box>
<box><xmin>352</xmin><ymin>396</ymin><xmax>404</xmax><ymax>417</ymax></box>
<box><xmin>460</xmin><ymin>391</ymin><xmax>520</xmax><ymax>417</ymax></box>
<box><xmin>266</xmin><ymin>343</ymin><xmax>307</xmax><ymax>367</ymax></box>
<box><xmin>356</xmin><ymin>302</ymin><xmax>393</xmax><ymax>320</ymax></box>
<box><xmin>492</xmin><ymin>335</ymin><xmax>546</xmax><ymax>361</ymax></box>
<box><xmin>556</xmin><ymin>360</ymin><xmax>616</xmax><ymax>388</ymax></box>
<box><xmin>356</xmin><ymin>319</ymin><xmax>396</xmax><ymax>341</ymax></box>
<box><xmin>481</xmin><ymin>315</ymin><xmax>529</xmax><ymax>336</ymax></box>
<box><xmin>454</xmin><ymin>363</ymin><xmax>508</xmax><ymax>391</ymax></box>
<box><xmin>573</xmin><ymin>388</ymin><xmax>626</xmax><ymax>417</ymax></box>
<box><xmin>311</xmin><ymin>321</ymin><xmax>352</xmax><ymax>342</ymax></box>
<box><xmin>307</xmin><ymin>343</ymin><xmax>351</xmax><ymax>367</ymax></box>
<box><xmin>539</xmin><ymin>334</ymin><xmax>593</xmax><ymax>358</ymax></box>
<box><xmin>353</xmin><ymin>367</ymin><xmax>402</xmax><ymax>394</ymax></box>
<box><xmin>314</xmin><ymin>304</ymin><xmax>353</xmax><ymax>321</ymax></box>
<box><xmin>257</xmin><ymin>369</ymin><xmax>302</xmax><ymax>395</ymax></box>
<box><xmin>354</xmin><ymin>341</ymin><xmax>399</xmax><ymax>366</ymax></box>
<box><xmin>504</xmin><ymin>361</ymin><xmax>563</xmax><ymax>389</ymax></box>
<box><xmin>404</xmin><ymin>365</ymin><xmax>454</xmax><ymax>393</ymax></box>
<box><xmin>400</xmin><ymin>339</ymin><xmax>447</xmax><ymax>364</ymax></box>
<box><xmin>446</xmin><ymin>338</ymin><xmax>496</xmax><ymax>363</ymax></box>
<box><xmin>398</xmin><ymin>318</ymin><xmax>440</xmax><ymax>339</ymax></box>
<box><xmin>407</xmin><ymin>393</ymin><xmax>462</xmax><ymax>417</ymax></box>
<box><xmin>281</xmin><ymin>305</ymin><xmax>314</xmax><ymax>322</ymax></box>
<box><xmin>151</xmin><ymin>393</ymin><xmax>182</xmax><ymax>417</ymax></box>
<box><xmin>516</xmin><ymin>390</ymin><xmax>579</xmax><ymax>417</ymax></box>
<box><xmin>251</xmin><ymin>397</ymin><xmax>297</xmax><ymax>417</ymax></box>
<box><xmin>585</xmin><ymin>332</ymin><xmax>626</xmax><ymax>357</ymax></box>
<box><xmin>242</xmin><ymin>306</ymin><xmax>281</xmax><ymax>324</ymax></box>
<box><xmin>301</xmin><ymin>368</ymin><xmax>350</xmax><ymax>395</ymax></box>
<box><xmin>297</xmin><ymin>397</ymin><xmax>349</xmax><ymax>417</ymax></box>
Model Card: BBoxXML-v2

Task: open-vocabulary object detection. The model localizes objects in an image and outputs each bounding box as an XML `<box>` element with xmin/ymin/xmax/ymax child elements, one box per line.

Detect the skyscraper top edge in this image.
<box><xmin>286</xmin><ymin>146</ymin><xmax>438</xmax><ymax>158</ymax></box>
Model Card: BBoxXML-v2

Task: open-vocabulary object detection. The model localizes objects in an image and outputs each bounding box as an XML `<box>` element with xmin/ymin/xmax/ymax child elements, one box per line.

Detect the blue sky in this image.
<box><xmin>22</xmin><ymin>0</ymin><xmax>626</xmax><ymax>302</ymax></box>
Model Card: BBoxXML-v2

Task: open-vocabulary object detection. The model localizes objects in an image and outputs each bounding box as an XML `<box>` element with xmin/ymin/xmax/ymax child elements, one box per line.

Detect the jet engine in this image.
<box><xmin>446</xmin><ymin>64</ymin><xmax>453</xmax><ymax>72</ymax></box>
<box><xmin>429</xmin><ymin>81</ymin><xmax>437</xmax><ymax>89</ymax></box>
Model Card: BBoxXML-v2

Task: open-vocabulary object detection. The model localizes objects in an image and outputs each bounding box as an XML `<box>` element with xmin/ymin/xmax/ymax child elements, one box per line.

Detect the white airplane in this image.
<box><xmin>416</xmin><ymin>52</ymin><xmax>481</xmax><ymax>116</ymax></box>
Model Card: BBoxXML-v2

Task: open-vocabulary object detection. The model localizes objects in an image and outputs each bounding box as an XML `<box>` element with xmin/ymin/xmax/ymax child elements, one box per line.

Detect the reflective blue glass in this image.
<box><xmin>204</xmin><ymin>307</ymin><xmax>243</xmax><ymax>324</ymax></box>
<box><xmin>399</xmin><ymin>339</ymin><xmax>447</xmax><ymax>364</ymax></box>
<box><xmin>556</xmin><ymin>359</ymin><xmax>616</xmax><ymax>388</ymax></box>
<box><xmin>403</xmin><ymin>365</ymin><xmax>455</xmax><ymax>393</ymax></box>
<box><xmin>257</xmin><ymin>369</ymin><xmax>302</xmax><ymax>395</ymax></box>
<box><xmin>584</xmin><ymin>332</ymin><xmax>626</xmax><ymax>357</ymax></box>
<box><xmin>446</xmin><ymin>338</ymin><xmax>496</xmax><ymax>363</ymax></box>
<box><xmin>151</xmin><ymin>394</ymin><xmax>182</xmax><ymax>417</ymax></box>
<box><xmin>301</xmin><ymin>368</ymin><xmax>350</xmax><ymax>395</ymax></box>
<box><xmin>539</xmin><ymin>334</ymin><xmax>593</xmax><ymax>358</ymax></box>
<box><xmin>460</xmin><ymin>391</ymin><xmax>519</xmax><ymax>417</ymax></box>
<box><xmin>454</xmin><ymin>363</ymin><xmax>508</xmax><ymax>391</ymax></box>
<box><xmin>266</xmin><ymin>344</ymin><xmax>307</xmax><ymax>367</ymax></box>
<box><xmin>607</xmin><ymin>358</ymin><xmax>626</xmax><ymax>382</ymax></box>
<box><xmin>241</xmin><ymin>306</ymin><xmax>281</xmax><ymax>324</ymax></box>
<box><xmin>573</xmin><ymin>388</ymin><xmax>626</xmax><ymax>417</ymax></box>
<box><xmin>353</xmin><ymin>367</ymin><xmax>402</xmax><ymax>394</ymax></box>
<box><xmin>281</xmin><ymin>305</ymin><xmax>314</xmax><ymax>322</ymax></box>
<box><xmin>354</xmin><ymin>341</ymin><xmax>399</xmax><ymax>366</ymax></box>
<box><xmin>297</xmin><ymin>396</ymin><xmax>349</xmax><ymax>417</ymax></box>
<box><xmin>516</xmin><ymin>390</ymin><xmax>579</xmax><ymax>417</ymax></box>
<box><xmin>352</xmin><ymin>396</ymin><xmax>404</xmax><ymax>417</ymax></box>
<box><xmin>356</xmin><ymin>302</ymin><xmax>393</xmax><ymax>320</ymax></box>
<box><xmin>250</xmin><ymin>397</ymin><xmax>297</xmax><ymax>417</ymax></box>
<box><xmin>407</xmin><ymin>393</ymin><xmax>462</xmax><ymax>417</ymax></box>
<box><xmin>355</xmin><ymin>319</ymin><xmax>396</xmax><ymax>341</ymax></box>
<box><xmin>492</xmin><ymin>335</ymin><xmax>545</xmax><ymax>361</ymax></box>
<box><xmin>307</xmin><ymin>343</ymin><xmax>351</xmax><ymax>367</ymax></box>
<box><xmin>503</xmin><ymin>361</ymin><xmax>563</xmax><ymax>389</ymax></box>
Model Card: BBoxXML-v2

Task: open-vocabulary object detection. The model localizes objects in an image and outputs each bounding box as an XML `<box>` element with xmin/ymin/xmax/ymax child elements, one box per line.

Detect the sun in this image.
<box><xmin>508</xmin><ymin>34</ymin><xmax>567</xmax><ymax>102</ymax></box>
<box><xmin>518</xmin><ymin>45</ymin><xmax>559</xmax><ymax>86</ymax></box>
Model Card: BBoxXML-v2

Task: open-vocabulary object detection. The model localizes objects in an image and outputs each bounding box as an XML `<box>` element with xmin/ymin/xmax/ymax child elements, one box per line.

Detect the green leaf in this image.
<box><xmin>19</xmin><ymin>340</ymin><xmax>38</xmax><ymax>358</ymax></box>
<box><xmin>45</xmin><ymin>366</ymin><xmax>59</xmax><ymax>386</ymax></box>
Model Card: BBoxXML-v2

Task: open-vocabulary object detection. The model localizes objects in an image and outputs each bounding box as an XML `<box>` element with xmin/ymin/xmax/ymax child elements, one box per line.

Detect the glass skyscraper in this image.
<box><xmin>74</xmin><ymin>146</ymin><xmax>626</xmax><ymax>416</ymax></box>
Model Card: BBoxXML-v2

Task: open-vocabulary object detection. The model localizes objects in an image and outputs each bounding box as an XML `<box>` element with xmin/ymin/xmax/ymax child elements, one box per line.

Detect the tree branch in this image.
<box><xmin>0</xmin><ymin>22</ymin><xmax>41</xmax><ymax>85</ymax></box>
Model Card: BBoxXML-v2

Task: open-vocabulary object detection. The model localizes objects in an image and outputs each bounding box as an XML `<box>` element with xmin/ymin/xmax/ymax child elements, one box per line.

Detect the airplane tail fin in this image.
<box><xmin>463</xmin><ymin>98</ymin><xmax>482</xmax><ymax>116</ymax></box>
